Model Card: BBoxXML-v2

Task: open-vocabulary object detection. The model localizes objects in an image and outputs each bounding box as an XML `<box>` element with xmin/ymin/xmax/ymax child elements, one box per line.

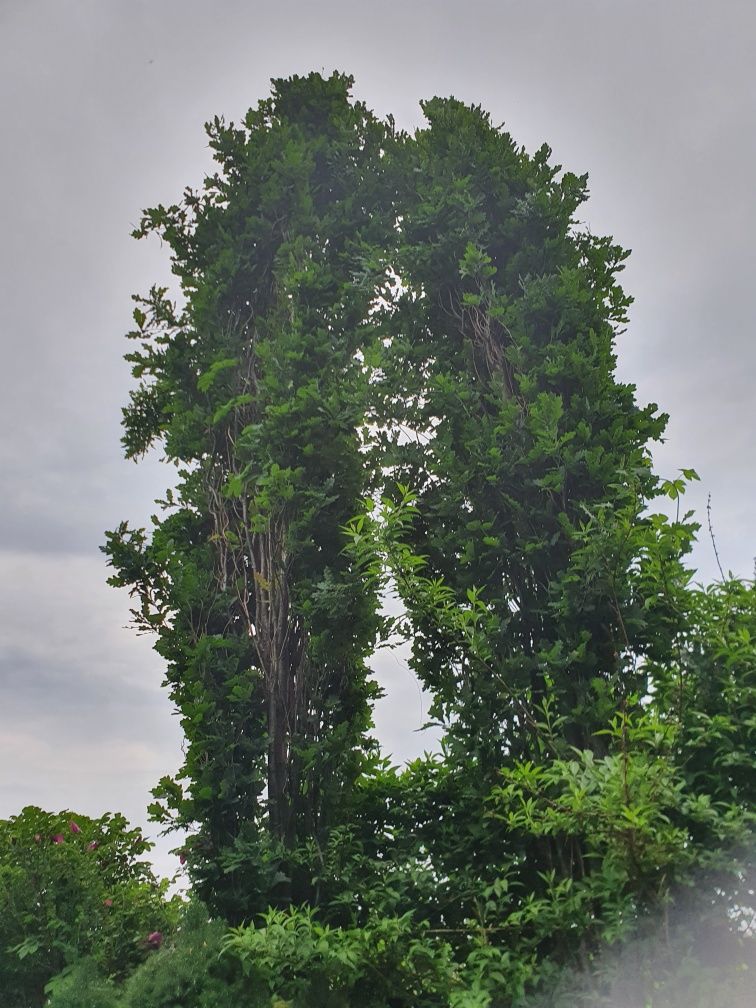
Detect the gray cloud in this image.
<box><xmin>0</xmin><ymin>550</ymin><xmax>185</xmax><ymax>876</ymax></box>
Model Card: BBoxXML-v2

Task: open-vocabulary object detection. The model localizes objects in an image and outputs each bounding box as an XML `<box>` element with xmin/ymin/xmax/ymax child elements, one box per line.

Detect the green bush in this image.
<box><xmin>224</xmin><ymin>906</ymin><xmax>455</xmax><ymax>1007</ymax></box>
<box><xmin>0</xmin><ymin>806</ymin><xmax>177</xmax><ymax>1008</ymax></box>
<box><xmin>118</xmin><ymin>900</ymin><xmax>266</xmax><ymax>1008</ymax></box>
<box><xmin>44</xmin><ymin>958</ymin><xmax>120</xmax><ymax>1008</ymax></box>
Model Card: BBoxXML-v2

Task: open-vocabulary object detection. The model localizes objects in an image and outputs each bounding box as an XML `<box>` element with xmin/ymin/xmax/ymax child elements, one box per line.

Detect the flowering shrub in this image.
<box><xmin>0</xmin><ymin>806</ymin><xmax>178</xmax><ymax>1007</ymax></box>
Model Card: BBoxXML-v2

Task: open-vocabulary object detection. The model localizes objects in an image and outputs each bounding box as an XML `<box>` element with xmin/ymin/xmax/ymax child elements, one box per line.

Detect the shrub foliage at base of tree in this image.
<box><xmin>0</xmin><ymin>807</ymin><xmax>177</xmax><ymax>1008</ymax></box>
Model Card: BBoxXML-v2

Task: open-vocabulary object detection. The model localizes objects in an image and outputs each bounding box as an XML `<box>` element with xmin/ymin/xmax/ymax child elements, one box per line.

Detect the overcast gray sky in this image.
<box><xmin>2</xmin><ymin>0</ymin><xmax>755</xmax><ymax>880</ymax></box>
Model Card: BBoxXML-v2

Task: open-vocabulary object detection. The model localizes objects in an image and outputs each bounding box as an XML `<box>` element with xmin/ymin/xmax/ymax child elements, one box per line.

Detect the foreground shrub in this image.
<box><xmin>223</xmin><ymin>906</ymin><xmax>456</xmax><ymax>1007</ymax></box>
<box><xmin>117</xmin><ymin>900</ymin><xmax>265</xmax><ymax>1008</ymax></box>
<box><xmin>44</xmin><ymin>957</ymin><xmax>120</xmax><ymax>1008</ymax></box>
<box><xmin>0</xmin><ymin>806</ymin><xmax>177</xmax><ymax>1008</ymax></box>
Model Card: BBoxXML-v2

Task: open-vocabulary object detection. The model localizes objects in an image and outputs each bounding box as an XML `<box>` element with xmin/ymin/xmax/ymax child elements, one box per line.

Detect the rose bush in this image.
<box><xmin>0</xmin><ymin>806</ymin><xmax>178</xmax><ymax>1007</ymax></box>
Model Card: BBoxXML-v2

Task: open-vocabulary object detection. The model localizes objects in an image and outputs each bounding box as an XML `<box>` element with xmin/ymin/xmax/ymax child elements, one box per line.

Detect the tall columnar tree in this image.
<box><xmin>348</xmin><ymin>96</ymin><xmax>696</xmax><ymax>911</ymax></box>
<box><xmin>95</xmin><ymin>74</ymin><xmax>756</xmax><ymax>1003</ymax></box>
<box><xmin>105</xmin><ymin>78</ymin><xmax>682</xmax><ymax>916</ymax></box>
<box><xmin>104</xmin><ymin>73</ymin><xmax>392</xmax><ymax>918</ymax></box>
<box><xmin>105</xmin><ymin>72</ymin><xmax>746</xmax><ymax>943</ymax></box>
<box><xmin>380</xmin><ymin>97</ymin><xmax>673</xmax><ymax>761</ymax></box>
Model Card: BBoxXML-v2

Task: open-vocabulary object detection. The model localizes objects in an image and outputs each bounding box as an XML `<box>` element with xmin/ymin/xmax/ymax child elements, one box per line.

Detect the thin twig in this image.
<box><xmin>706</xmin><ymin>493</ymin><xmax>726</xmax><ymax>582</ymax></box>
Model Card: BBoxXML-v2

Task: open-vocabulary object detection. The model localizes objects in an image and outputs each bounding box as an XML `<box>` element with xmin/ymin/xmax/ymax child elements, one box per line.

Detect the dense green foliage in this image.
<box><xmin>104</xmin><ymin>73</ymin><xmax>392</xmax><ymax>917</ymax></box>
<box><xmin>383</xmin><ymin>99</ymin><xmax>668</xmax><ymax>754</ymax></box>
<box><xmin>3</xmin><ymin>72</ymin><xmax>752</xmax><ymax>1006</ymax></box>
<box><xmin>0</xmin><ymin>807</ymin><xmax>175</xmax><ymax>1007</ymax></box>
<box><xmin>338</xmin><ymin>491</ymin><xmax>756</xmax><ymax>1002</ymax></box>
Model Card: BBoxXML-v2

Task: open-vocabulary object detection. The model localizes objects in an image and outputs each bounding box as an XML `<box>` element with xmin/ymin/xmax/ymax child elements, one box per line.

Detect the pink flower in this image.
<box><xmin>146</xmin><ymin>931</ymin><xmax>163</xmax><ymax>950</ymax></box>
<box><xmin>51</xmin><ymin>834</ymin><xmax>64</xmax><ymax>844</ymax></box>
<box><xmin>87</xmin><ymin>840</ymin><xmax>99</xmax><ymax>851</ymax></box>
<box><xmin>103</xmin><ymin>898</ymin><xmax>113</xmax><ymax>908</ymax></box>
<box><xmin>179</xmin><ymin>851</ymin><xmax>186</xmax><ymax>865</ymax></box>
<box><xmin>69</xmin><ymin>821</ymin><xmax>81</xmax><ymax>834</ymax></box>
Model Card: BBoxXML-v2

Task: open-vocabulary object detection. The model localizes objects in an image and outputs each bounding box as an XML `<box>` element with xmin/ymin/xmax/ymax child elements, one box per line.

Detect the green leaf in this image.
<box><xmin>197</xmin><ymin>357</ymin><xmax>240</xmax><ymax>392</ymax></box>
